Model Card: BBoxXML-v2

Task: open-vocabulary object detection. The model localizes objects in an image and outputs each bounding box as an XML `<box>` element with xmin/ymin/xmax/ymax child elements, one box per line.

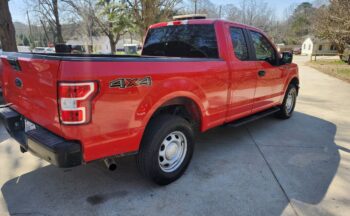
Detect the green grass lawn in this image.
<box><xmin>307</xmin><ymin>59</ymin><xmax>350</xmax><ymax>83</ymax></box>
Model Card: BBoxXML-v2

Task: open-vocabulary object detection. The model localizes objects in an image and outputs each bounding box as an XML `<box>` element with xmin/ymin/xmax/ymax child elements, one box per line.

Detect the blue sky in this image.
<box><xmin>9</xmin><ymin>0</ymin><xmax>312</xmax><ymax>23</ymax></box>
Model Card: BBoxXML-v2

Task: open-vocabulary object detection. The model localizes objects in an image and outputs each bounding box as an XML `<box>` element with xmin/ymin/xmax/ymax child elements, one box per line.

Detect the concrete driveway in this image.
<box><xmin>1</xmin><ymin>55</ymin><xmax>349</xmax><ymax>216</ymax></box>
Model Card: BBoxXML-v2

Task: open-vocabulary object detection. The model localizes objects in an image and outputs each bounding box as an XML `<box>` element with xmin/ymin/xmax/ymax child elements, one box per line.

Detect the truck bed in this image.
<box><xmin>0</xmin><ymin>52</ymin><xmax>227</xmax><ymax>162</ymax></box>
<box><xmin>2</xmin><ymin>52</ymin><xmax>220</xmax><ymax>62</ymax></box>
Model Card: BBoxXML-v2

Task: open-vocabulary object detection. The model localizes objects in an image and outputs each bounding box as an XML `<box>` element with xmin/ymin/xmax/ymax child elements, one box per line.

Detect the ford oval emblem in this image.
<box><xmin>15</xmin><ymin>78</ymin><xmax>23</xmax><ymax>88</ymax></box>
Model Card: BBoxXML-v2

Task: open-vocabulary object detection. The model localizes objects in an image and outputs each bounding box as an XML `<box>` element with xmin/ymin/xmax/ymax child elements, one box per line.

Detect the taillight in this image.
<box><xmin>58</xmin><ymin>82</ymin><xmax>98</xmax><ymax>125</ymax></box>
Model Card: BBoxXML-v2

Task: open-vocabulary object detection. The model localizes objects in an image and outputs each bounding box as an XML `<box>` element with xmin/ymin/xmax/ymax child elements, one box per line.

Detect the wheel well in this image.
<box><xmin>290</xmin><ymin>77</ymin><xmax>300</xmax><ymax>94</ymax></box>
<box><xmin>150</xmin><ymin>97</ymin><xmax>202</xmax><ymax>132</ymax></box>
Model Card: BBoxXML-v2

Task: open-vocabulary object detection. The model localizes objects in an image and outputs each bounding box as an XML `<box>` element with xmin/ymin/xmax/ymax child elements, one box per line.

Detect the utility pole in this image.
<box><xmin>27</xmin><ymin>11</ymin><xmax>33</xmax><ymax>45</ymax></box>
<box><xmin>88</xmin><ymin>2</ymin><xmax>94</xmax><ymax>54</ymax></box>
<box><xmin>194</xmin><ymin>0</ymin><xmax>197</xmax><ymax>14</ymax></box>
<box><xmin>219</xmin><ymin>5</ymin><xmax>222</xmax><ymax>18</ymax></box>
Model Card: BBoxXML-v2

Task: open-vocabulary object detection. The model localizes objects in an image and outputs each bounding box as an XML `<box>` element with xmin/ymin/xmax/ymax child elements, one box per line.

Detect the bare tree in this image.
<box><xmin>63</xmin><ymin>0</ymin><xmax>98</xmax><ymax>53</ymax></box>
<box><xmin>312</xmin><ymin>0</ymin><xmax>329</xmax><ymax>7</ymax></box>
<box><xmin>224</xmin><ymin>0</ymin><xmax>297</xmax><ymax>44</ymax></box>
<box><xmin>224</xmin><ymin>4</ymin><xmax>240</xmax><ymax>21</ymax></box>
<box><xmin>0</xmin><ymin>0</ymin><xmax>18</xmax><ymax>51</ymax></box>
<box><xmin>193</xmin><ymin>0</ymin><xmax>218</xmax><ymax>18</ymax></box>
<box><xmin>52</xmin><ymin>0</ymin><xmax>64</xmax><ymax>42</ymax></box>
<box><xmin>125</xmin><ymin>0</ymin><xmax>181</xmax><ymax>40</ymax></box>
<box><xmin>180</xmin><ymin>0</ymin><xmax>219</xmax><ymax>18</ymax></box>
<box><xmin>29</xmin><ymin>0</ymin><xmax>65</xmax><ymax>44</ymax></box>
<box><xmin>239</xmin><ymin>0</ymin><xmax>274</xmax><ymax>31</ymax></box>
<box><xmin>223</xmin><ymin>0</ymin><xmax>275</xmax><ymax>32</ymax></box>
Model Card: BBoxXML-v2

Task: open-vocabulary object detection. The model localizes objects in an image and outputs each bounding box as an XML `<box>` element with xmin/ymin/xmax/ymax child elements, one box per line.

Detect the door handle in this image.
<box><xmin>7</xmin><ymin>57</ymin><xmax>21</xmax><ymax>71</ymax></box>
<box><xmin>258</xmin><ymin>70</ymin><xmax>266</xmax><ymax>77</ymax></box>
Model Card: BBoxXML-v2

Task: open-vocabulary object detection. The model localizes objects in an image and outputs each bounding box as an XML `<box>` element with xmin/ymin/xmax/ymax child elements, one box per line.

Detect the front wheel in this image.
<box><xmin>276</xmin><ymin>84</ymin><xmax>298</xmax><ymax>119</ymax></box>
<box><xmin>137</xmin><ymin>114</ymin><xmax>194</xmax><ymax>185</ymax></box>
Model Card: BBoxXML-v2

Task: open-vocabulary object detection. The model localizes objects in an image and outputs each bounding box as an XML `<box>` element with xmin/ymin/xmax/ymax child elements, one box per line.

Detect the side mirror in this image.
<box><xmin>281</xmin><ymin>52</ymin><xmax>293</xmax><ymax>64</ymax></box>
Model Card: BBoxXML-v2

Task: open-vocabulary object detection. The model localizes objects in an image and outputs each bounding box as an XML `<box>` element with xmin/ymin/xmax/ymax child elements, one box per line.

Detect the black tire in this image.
<box><xmin>137</xmin><ymin>114</ymin><xmax>194</xmax><ymax>185</ymax></box>
<box><xmin>275</xmin><ymin>84</ymin><xmax>297</xmax><ymax>119</ymax></box>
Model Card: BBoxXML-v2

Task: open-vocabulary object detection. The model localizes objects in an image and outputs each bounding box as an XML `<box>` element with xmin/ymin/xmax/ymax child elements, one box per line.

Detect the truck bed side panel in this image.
<box><xmin>58</xmin><ymin>60</ymin><xmax>229</xmax><ymax>161</ymax></box>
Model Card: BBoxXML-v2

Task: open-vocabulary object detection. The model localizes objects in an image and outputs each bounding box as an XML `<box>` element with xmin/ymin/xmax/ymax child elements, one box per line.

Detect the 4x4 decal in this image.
<box><xmin>110</xmin><ymin>76</ymin><xmax>152</xmax><ymax>89</ymax></box>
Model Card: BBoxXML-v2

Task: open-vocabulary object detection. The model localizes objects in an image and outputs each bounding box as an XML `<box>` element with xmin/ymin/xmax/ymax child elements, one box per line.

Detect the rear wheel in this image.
<box><xmin>137</xmin><ymin>114</ymin><xmax>194</xmax><ymax>185</ymax></box>
<box><xmin>276</xmin><ymin>84</ymin><xmax>297</xmax><ymax>119</ymax></box>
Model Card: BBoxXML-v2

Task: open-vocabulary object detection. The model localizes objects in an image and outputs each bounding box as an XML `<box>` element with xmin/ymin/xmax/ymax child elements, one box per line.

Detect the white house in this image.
<box><xmin>276</xmin><ymin>43</ymin><xmax>285</xmax><ymax>52</ymax></box>
<box><xmin>301</xmin><ymin>37</ymin><xmax>337</xmax><ymax>56</ymax></box>
<box><xmin>17</xmin><ymin>46</ymin><xmax>31</xmax><ymax>52</ymax></box>
<box><xmin>66</xmin><ymin>36</ymin><xmax>141</xmax><ymax>54</ymax></box>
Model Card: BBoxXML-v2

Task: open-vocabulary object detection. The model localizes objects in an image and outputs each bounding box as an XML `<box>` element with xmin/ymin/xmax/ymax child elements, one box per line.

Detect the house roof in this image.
<box><xmin>303</xmin><ymin>36</ymin><xmax>333</xmax><ymax>44</ymax></box>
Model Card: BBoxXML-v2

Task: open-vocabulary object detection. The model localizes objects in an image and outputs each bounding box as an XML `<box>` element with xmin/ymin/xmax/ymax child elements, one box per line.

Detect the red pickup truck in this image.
<box><xmin>0</xmin><ymin>18</ymin><xmax>299</xmax><ymax>185</ymax></box>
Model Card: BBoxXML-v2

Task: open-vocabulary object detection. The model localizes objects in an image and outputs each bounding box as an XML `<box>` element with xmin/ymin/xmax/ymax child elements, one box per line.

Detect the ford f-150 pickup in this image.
<box><xmin>0</xmin><ymin>17</ymin><xmax>299</xmax><ymax>185</ymax></box>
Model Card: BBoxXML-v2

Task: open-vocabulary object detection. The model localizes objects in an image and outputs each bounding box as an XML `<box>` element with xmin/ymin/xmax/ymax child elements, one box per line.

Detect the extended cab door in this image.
<box><xmin>226</xmin><ymin>26</ymin><xmax>257</xmax><ymax>122</ymax></box>
<box><xmin>247</xmin><ymin>30</ymin><xmax>285</xmax><ymax>112</ymax></box>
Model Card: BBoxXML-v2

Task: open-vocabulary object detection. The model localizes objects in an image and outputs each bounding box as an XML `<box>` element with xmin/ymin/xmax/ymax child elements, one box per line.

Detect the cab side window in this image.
<box><xmin>249</xmin><ymin>30</ymin><xmax>277</xmax><ymax>65</ymax></box>
<box><xmin>230</xmin><ymin>27</ymin><xmax>249</xmax><ymax>61</ymax></box>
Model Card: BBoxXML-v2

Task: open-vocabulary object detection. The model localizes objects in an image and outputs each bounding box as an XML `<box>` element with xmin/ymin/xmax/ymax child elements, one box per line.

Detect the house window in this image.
<box><xmin>303</xmin><ymin>44</ymin><xmax>306</xmax><ymax>49</ymax></box>
<box><xmin>308</xmin><ymin>44</ymin><xmax>311</xmax><ymax>50</ymax></box>
<box><xmin>319</xmin><ymin>45</ymin><xmax>323</xmax><ymax>51</ymax></box>
<box><xmin>330</xmin><ymin>44</ymin><xmax>336</xmax><ymax>50</ymax></box>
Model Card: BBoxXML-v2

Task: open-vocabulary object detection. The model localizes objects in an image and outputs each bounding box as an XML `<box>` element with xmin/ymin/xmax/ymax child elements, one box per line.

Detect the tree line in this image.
<box><xmin>0</xmin><ymin>0</ymin><xmax>349</xmax><ymax>54</ymax></box>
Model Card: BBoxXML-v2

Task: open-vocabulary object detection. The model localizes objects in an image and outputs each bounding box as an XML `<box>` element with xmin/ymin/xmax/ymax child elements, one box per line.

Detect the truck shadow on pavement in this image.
<box><xmin>1</xmin><ymin>112</ymin><xmax>340</xmax><ymax>216</ymax></box>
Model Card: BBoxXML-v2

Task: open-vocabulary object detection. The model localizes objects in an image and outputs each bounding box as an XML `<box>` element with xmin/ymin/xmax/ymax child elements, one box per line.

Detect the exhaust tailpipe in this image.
<box><xmin>104</xmin><ymin>158</ymin><xmax>117</xmax><ymax>171</ymax></box>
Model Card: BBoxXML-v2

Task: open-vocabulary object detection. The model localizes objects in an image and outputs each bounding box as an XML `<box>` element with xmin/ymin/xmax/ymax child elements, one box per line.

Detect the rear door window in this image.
<box><xmin>142</xmin><ymin>24</ymin><xmax>219</xmax><ymax>58</ymax></box>
<box><xmin>230</xmin><ymin>27</ymin><xmax>249</xmax><ymax>61</ymax></box>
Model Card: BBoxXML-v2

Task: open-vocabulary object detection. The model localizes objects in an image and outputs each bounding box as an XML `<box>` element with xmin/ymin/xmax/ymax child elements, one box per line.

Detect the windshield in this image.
<box><xmin>142</xmin><ymin>24</ymin><xmax>219</xmax><ymax>58</ymax></box>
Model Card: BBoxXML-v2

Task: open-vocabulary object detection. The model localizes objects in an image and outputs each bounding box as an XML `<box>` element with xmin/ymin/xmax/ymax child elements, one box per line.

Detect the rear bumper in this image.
<box><xmin>0</xmin><ymin>106</ymin><xmax>82</xmax><ymax>168</ymax></box>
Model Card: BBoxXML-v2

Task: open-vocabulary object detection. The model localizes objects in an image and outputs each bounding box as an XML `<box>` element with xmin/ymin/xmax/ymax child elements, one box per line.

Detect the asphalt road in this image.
<box><xmin>1</xmin><ymin>55</ymin><xmax>349</xmax><ymax>216</ymax></box>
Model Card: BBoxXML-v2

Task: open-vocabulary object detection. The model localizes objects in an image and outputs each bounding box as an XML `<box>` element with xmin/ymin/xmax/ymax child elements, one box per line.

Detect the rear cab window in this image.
<box><xmin>142</xmin><ymin>24</ymin><xmax>219</xmax><ymax>58</ymax></box>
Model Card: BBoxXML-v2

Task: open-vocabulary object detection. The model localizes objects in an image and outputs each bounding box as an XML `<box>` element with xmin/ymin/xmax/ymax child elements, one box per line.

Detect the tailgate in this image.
<box><xmin>1</xmin><ymin>53</ymin><xmax>62</xmax><ymax>134</ymax></box>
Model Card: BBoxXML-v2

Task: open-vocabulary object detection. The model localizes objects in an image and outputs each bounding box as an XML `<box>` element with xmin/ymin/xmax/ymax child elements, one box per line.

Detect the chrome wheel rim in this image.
<box><xmin>285</xmin><ymin>89</ymin><xmax>296</xmax><ymax>114</ymax></box>
<box><xmin>158</xmin><ymin>131</ymin><xmax>187</xmax><ymax>173</ymax></box>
